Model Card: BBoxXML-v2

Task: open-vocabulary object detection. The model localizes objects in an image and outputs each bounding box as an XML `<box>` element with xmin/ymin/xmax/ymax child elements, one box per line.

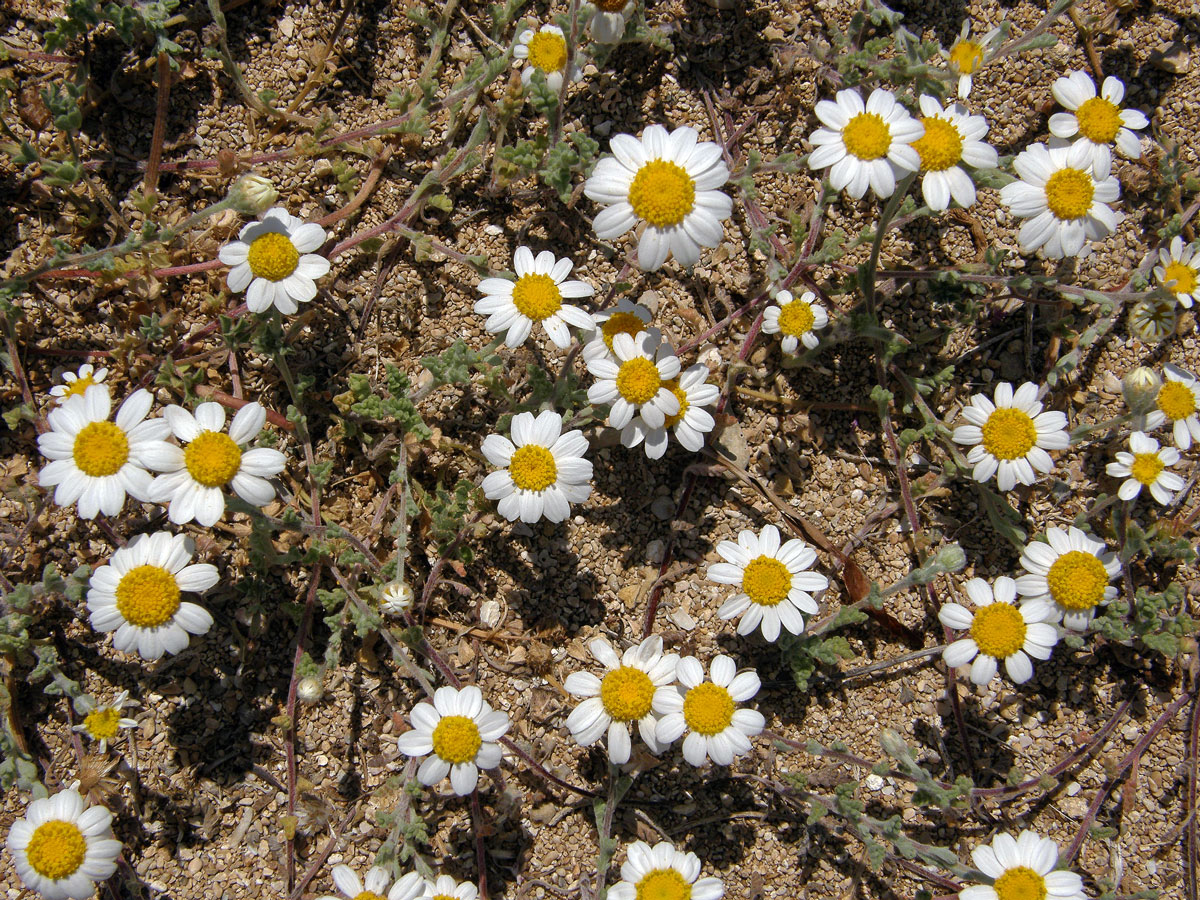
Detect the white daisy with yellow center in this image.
<box><xmin>218</xmin><ymin>207</ymin><xmax>331</xmax><ymax>315</ymax></box>
<box><xmin>941</xmin><ymin>22</ymin><xmax>1002</xmax><ymax>99</ymax></box>
<box><xmin>475</xmin><ymin>247</ymin><xmax>596</xmax><ymax>348</ymax></box>
<box><xmin>1137</xmin><ymin>363</ymin><xmax>1200</xmax><ymax>450</ymax></box>
<box><xmin>960</xmin><ymin>830</ymin><xmax>1085</xmax><ymax>900</ymax></box>
<box><xmin>1014</xmin><ymin>526</ymin><xmax>1121</xmax><ymax>632</ymax></box>
<box><xmin>998</xmin><ymin>140</ymin><xmax>1121</xmax><ymax>259</ymax></box>
<box><xmin>951</xmin><ymin>381</ymin><xmax>1070</xmax><ymax>492</ymax></box>
<box><xmin>317</xmin><ymin>865</ymin><xmax>425</xmax><ymax>900</ymax></box>
<box><xmin>71</xmin><ymin>690</ymin><xmax>138</xmax><ymax>753</ymax></box>
<box><xmin>707</xmin><ymin>524</ymin><xmax>829</xmax><ymax>643</ymax></box>
<box><xmin>396</xmin><ymin>685</ymin><xmax>510</xmax><ymax>795</ymax></box>
<box><xmin>620</xmin><ymin>362</ymin><xmax>720</xmax><ymax>460</ymax></box>
<box><xmin>655</xmin><ymin>655</ymin><xmax>764</xmax><ymax>767</ymax></box>
<box><xmin>6</xmin><ymin>787</ymin><xmax>122</xmax><ymax>900</ymax></box>
<box><xmin>417</xmin><ymin>875</ymin><xmax>478</xmax><ymax>900</ymax></box>
<box><xmin>761</xmin><ymin>289</ymin><xmax>828</xmax><ymax>354</ymax></box>
<box><xmin>587</xmin><ymin>329</ymin><xmax>682</xmax><ymax>431</ymax></box>
<box><xmin>514</xmin><ymin>24</ymin><xmax>580</xmax><ymax>92</ymax></box>
<box><xmin>481</xmin><ymin>410</ymin><xmax>592</xmax><ymax>524</ymax></box>
<box><xmin>564</xmin><ymin>635</ymin><xmax>679</xmax><ymax>765</ymax></box>
<box><xmin>939</xmin><ymin>577</ymin><xmax>1058</xmax><ymax>686</ymax></box>
<box><xmin>582</xmin><ymin>298</ymin><xmax>653</xmax><ymax>364</ymax></box>
<box><xmin>37</xmin><ymin>384</ymin><xmax>170</xmax><ymax>520</ymax></box>
<box><xmin>1049</xmin><ymin>72</ymin><xmax>1147</xmax><ymax>179</ymax></box>
<box><xmin>87</xmin><ymin>531</ymin><xmax>217</xmax><ymax>661</ymax></box>
<box><xmin>50</xmin><ymin>363</ymin><xmax>108</xmax><ymax>402</ymax></box>
<box><xmin>909</xmin><ymin>95</ymin><xmax>998</xmax><ymax>211</ymax></box>
<box><xmin>607</xmin><ymin>841</ymin><xmax>724</xmax><ymax>900</ymax></box>
<box><xmin>807</xmin><ymin>87</ymin><xmax>924</xmax><ymax>200</ymax></box>
<box><xmin>145</xmin><ymin>401</ymin><xmax>286</xmax><ymax>527</ymax></box>
<box><xmin>1154</xmin><ymin>235</ymin><xmax>1200</xmax><ymax>309</ymax></box>
<box><xmin>588</xmin><ymin>0</ymin><xmax>634</xmax><ymax>44</ymax></box>
<box><xmin>584</xmin><ymin>124</ymin><xmax>731</xmax><ymax>271</ymax></box>
<box><xmin>1106</xmin><ymin>430</ymin><xmax>1183</xmax><ymax>506</ymax></box>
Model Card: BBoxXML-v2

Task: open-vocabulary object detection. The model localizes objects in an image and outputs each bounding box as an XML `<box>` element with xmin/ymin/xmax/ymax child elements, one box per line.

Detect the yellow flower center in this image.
<box><xmin>1158</xmin><ymin>380</ymin><xmax>1197</xmax><ymax>421</ymax></box>
<box><xmin>184</xmin><ymin>431</ymin><xmax>243</xmax><ymax>488</ymax></box>
<box><xmin>778</xmin><ymin>300</ymin><xmax>816</xmax><ymax>337</ymax></box>
<box><xmin>601</xmin><ymin>312</ymin><xmax>647</xmax><ymax>352</ymax></box>
<box><xmin>948</xmin><ymin>40</ymin><xmax>984</xmax><ymax>74</ymax></box>
<box><xmin>83</xmin><ymin>707</ymin><xmax>123</xmax><ymax>741</ymax></box>
<box><xmin>1074</xmin><ymin>96</ymin><xmax>1122</xmax><ymax>145</ymax></box>
<box><xmin>62</xmin><ymin>374</ymin><xmax>96</xmax><ymax>399</ymax></box>
<box><xmin>980</xmin><ymin>407</ymin><xmax>1037</xmax><ymax>461</ymax></box>
<box><xmin>661</xmin><ymin>380</ymin><xmax>690</xmax><ymax>429</ymax></box>
<box><xmin>1043</xmin><ymin>168</ymin><xmax>1094</xmax><ymax>221</ymax></box>
<box><xmin>511</xmin><ymin>273</ymin><xmax>563</xmax><ymax>322</ymax></box>
<box><xmin>682</xmin><ymin>682</ymin><xmax>735</xmax><ymax>736</ymax></box>
<box><xmin>628</xmin><ymin>160</ymin><xmax>696</xmax><ymax>228</ymax></box>
<box><xmin>1045</xmin><ymin>551</ymin><xmax>1108</xmax><ymax>612</ymax></box>
<box><xmin>246</xmin><ymin>232</ymin><xmax>300</xmax><ymax>282</ymax></box>
<box><xmin>741</xmin><ymin>556</ymin><xmax>791</xmax><ymax>607</ymax></box>
<box><xmin>993</xmin><ymin>866</ymin><xmax>1047</xmax><ymax>900</ymax></box>
<box><xmin>508</xmin><ymin>444</ymin><xmax>558</xmax><ymax>492</ymax></box>
<box><xmin>433</xmin><ymin>896</ymin><xmax>458</xmax><ymax>900</ymax></box>
<box><xmin>1130</xmin><ymin>451</ymin><xmax>1164</xmax><ymax>486</ymax></box>
<box><xmin>913</xmin><ymin>116</ymin><xmax>964</xmax><ymax>171</ymax></box>
<box><xmin>969</xmin><ymin>602</ymin><xmax>1027</xmax><ymax>659</ymax></box>
<box><xmin>635</xmin><ymin>868</ymin><xmax>692</xmax><ymax>900</ymax></box>
<box><xmin>352</xmin><ymin>892</ymin><xmax>386</xmax><ymax>900</ymax></box>
<box><xmin>1162</xmin><ymin>261</ymin><xmax>1198</xmax><ymax>296</ymax></box>
<box><xmin>115</xmin><ymin>565</ymin><xmax>181</xmax><ymax>628</ymax></box>
<box><xmin>527</xmin><ymin>30</ymin><xmax>568</xmax><ymax>73</ymax></box>
<box><xmin>616</xmin><ymin>356</ymin><xmax>662</xmax><ymax>405</ymax></box>
<box><xmin>431</xmin><ymin>715</ymin><xmax>482</xmax><ymax>764</ymax></box>
<box><xmin>72</xmin><ymin>421</ymin><xmax>130</xmax><ymax>477</ymax></box>
<box><xmin>842</xmin><ymin>113</ymin><xmax>891</xmax><ymax>161</ymax></box>
<box><xmin>25</xmin><ymin>820</ymin><xmax>87</xmax><ymax>881</ymax></box>
<box><xmin>599</xmin><ymin>665</ymin><xmax>655</xmax><ymax>722</ymax></box>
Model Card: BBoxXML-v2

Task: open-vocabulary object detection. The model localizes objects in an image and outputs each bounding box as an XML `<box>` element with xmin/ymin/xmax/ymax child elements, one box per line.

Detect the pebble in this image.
<box><xmin>651</xmin><ymin>497</ymin><xmax>675</xmax><ymax>520</ymax></box>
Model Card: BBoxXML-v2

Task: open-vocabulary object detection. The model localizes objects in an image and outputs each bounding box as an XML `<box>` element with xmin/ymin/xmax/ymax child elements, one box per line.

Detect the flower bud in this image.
<box><xmin>1122</xmin><ymin>366</ymin><xmax>1161</xmax><ymax>415</ymax></box>
<box><xmin>296</xmin><ymin>676</ymin><xmax>323</xmax><ymax>705</ymax></box>
<box><xmin>228</xmin><ymin>174</ymin><xmax>278</xmax><ymax>216</ymax></box>
<box><xmin>381</xmin><ymin>581</ymin><xmax>414</xmax><ymax>616</ymax></box>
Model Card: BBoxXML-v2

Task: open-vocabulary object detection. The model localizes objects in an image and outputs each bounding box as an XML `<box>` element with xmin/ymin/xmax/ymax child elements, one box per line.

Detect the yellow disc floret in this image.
<box><xmin>1074</xmin><ymin>97</ymin><xmax>1122</xmax><ymax>145</ymax></box>
<box><xmin>1162</xmin><ymin>261</ymin><xmax>1198</xmax><ymax>296</ymax></box>
<box><xmin>509</xmin><ymin>445</ymin><xmax>558</xmax><ymax>492</ymax></box>
<box><xmin>25</xmin><ymin>820</ymin><xmax>87</xmax><ymax>881</ymax></box>
<box><xmin>1130</xmin><ymin>452</ymin><xmax>1164</xmax><ymax>486</ymax></box>
<box><xmin>246</xmin><ymin>232</ymin><xmax>300</xmax><ymax>282</ymax></box>
<box><xmin>352</xmin><ymin>893</ymin><xmax>386</xmax><ymax>900</ymax></box>
<box><xmin>842</xmin><ymin>113</ymin><xmax>891</xmax><ymax>161</ymax></box>
<box><xmin>993</xmin><ymin>866</ymin><xmax>1048</xmax><ymax>900</ymax></box>
<box><xmin>115</xmin><ymin>565</ymin><xmax>181</xmax><ymax>628</ymax></box>
<box><xmin>83</xmin><ymin>707</ymin><xmax>123</xmax><ymax>741</ymax></box>
<box><xmin>741</xmin><ymin>556</ymin><xmax>791</xmax><ymax>607</ymax></box>
<box><xmin>661</xmin><ymin>380</ymin><xmax>690</xmax><ymax>429</ymax></box>
<box><xmin>1158</xmin><ymin>380</ymin><xmax>1197</xmax><ymax>421</ymax></box>
<box><xmin>527</xmin><ymin>30</ymin><xmax>568</xmax><ymax>73</ymax></box>
<box><xmin>628</xmin><ymin>160</ymin><xmax>696</xmax><ymax>228</ymax></box>
<box><xmin>1045</xmin><ymin>551</ymin><xmax>1108</xmax><ymax>611</ymax></box>
<box><xmin>431</xmin><ymin>715</ymin><xmax>482</xmax><ymax>764</ymax></box>
<box><xmin>682</xmin><ymin>682</ymin><xmax>735</xmax><ymax>736</ymax></box>
<box><xmin>778</xmin><ymin>300</ymin><xmax>815</xmax><ymax>337</ymax></box>
<box><xmin>948</xmin><ymin>40</ymin><xmax>984</xmax><ymax>74</ymax></box>
<box><xmin>62</xmin><ymin>374</ymin><xmax>96</xmax><ymax>400</ymax></box>
<box><xmin>635</xmin><ymin>868</ymin><xmax>692</xmax><ymax>900</ymax></box>
<box><xmin>969</xmin><ymin>602</ymin><xmax>1027</xmax><ymax>659</ymax></box>
<box><xmin>913</xmin><ymin>116</ymin><xmax>964</xmax><ymax>171</ymax></box>
<box><xmin>1043</xmin><ymin>168</ymin><xmax>1094</xmax><ymax>221</ymax></box>
<box><xmin>511</xmin><ymin>273</ymin><xmax>563</xmax><ymax>322</ymax></box>
<box><xmin>602</xmin><ymin>313</ymin><xmax>647</xmax><ymax>352</ymax></box>
<box><xmin>73</xmin><ymin>421</ymin><xmax>130</xmax><ymax>477</ymax></box>
<box><xmin>600</xmin><ymin>665</ymin><xmax>655</xmax><ymax>721</ymax></box>
<box><xmin>616</xmin><ymin>357</ymin><xmax>662</xmax><ymax>405</ymax></box>
<box><xmin>980</xmin><ymin>408</ymin><xmax>1037</xmax><ymax>461</ymax></box>
<box><xmin>184</xmin><ymin>431</ymin><xmax>243</xmax><ymax>488</ymax></box>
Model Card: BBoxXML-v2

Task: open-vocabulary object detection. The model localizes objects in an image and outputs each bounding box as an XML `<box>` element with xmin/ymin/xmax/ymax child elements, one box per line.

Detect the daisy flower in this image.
<box><xmin>1014</xmin><ymin>526</ymin><xmax>1121</xmax><ymax>632</ymax></box>
<box><xmin>951</xmin><ymin>381</ymin><xmax>1070</xmax><ymax>492</ymax></box>
<box><xmin>761</xmin><ymin>290</ymin><xmax>828</xmax><ymax>354</ymax></box>
<box><xmin>939</xmin><ymin>577</ymin><xmax>1058</xmax><ymax>686</ymax></box>
<box><xmin>620</xmin><ymin>363</ymin><xmax>719</xmax><ymax>460</ymax></box>
<box><xmin>475</xmin><ymin>247</ymin><xmax>595</xmax><ymax>349</ymax></box>
<box><xmin>564</xmin><ymin>635</ymin><xmax>678</xmax><ymax>764</ymax></box>
<box><xmin>582</xmin><ymin>298</ymin><xmax>653</xmax><ymax>364</ymax></box>
<box><xmin>71</xmin><ymin>691</ymin><xmax>138</xmax><ymax>753</ymax></box>
<box><xmin>1154</xmin><ymin>235</ymin><xmax>1200</xmax><ymax>308</ymax></box>
<box><xmin>6</xmin><ymin>787</ymin><xmax>122</xmax><ymax>900</ymax></box>
<box><xmin>584</xmin><ymin>124</ymin><xmax>732</xmax><ymax>271</ymax></box>
<box><xmin>587</xmin><ymin>330</ymin><xmax>682</xmax><ymax>430</ymax></box>
<box><xmin>608</xmin><ymin>841</ymin><xmax>724</xmax><ymax>900</ymax></box>
<box><xmin>145</xmin><ymin>401</ymin><xmax>286</xmax><ymax>527</ymax></box>
<box><xmin>960</xmin><ymin>830</ymin><xmax>1085</xmax><ymax>900</ymax></box>
<box><xmin>1106</xmin><ymin>431</ymin><xmax>1184</xmax><ymax>506</ymax></box>
<box><xmin>1138</xmin><ymin>364</ymin><xmax>1200</xmax><ymax>450</ymax></box>
<box><xmin>514</xmin><ymin>24</ymin><xmax>580</xmax><ymax>92</ymax></box>
<box><xmin>941</xmin><ymin>22</ymin><xmax>1002</xmax><ymax>99</ymax></box>
<box><xmin>998</xmin><ymin>140</ymin><xmax>1120</xmax><ymax>259</ymax></box>
<box><xmin>37</xmin><ymin>385</ymin><xmax>170</xmax><ymax>520</ymax></box>
<box><xmin>218</xmin><ymin>207</ymin><xmax>331</xmax><ymax>315</ymax></box>
<box><xmin>807</xmin><ymin>87</ymin><xmax>923</xmax><ymax>200</ymax></box>
<box><xmin>50</xmin><ymin>363</ymin><xmax>108</xmax><ymax>402</ymax></box>
<box><xmin>588</xmin><ymin>0</ymin><xmax>633</xmax><ymax>44</ymax></box>
<box><xmin>909</xmin><ymin>95</ymin><xmax>998</xmax><ymax>210</ymax></box>
<box><xmin>86</xmin><ymin>531</ymin><xmax>217</xmax><ymax>661</ymax></box>
<box><xmin>1049</xmin><ymin>71</ymin><xmax>1147</xmax><ymax>178</ymax></box>
<box><xmin>381</xmin><ymin>580</ymin><xmax>415</xmax><ymax>616</ymax></box>
<box><xmin>706</xmin><ymin>524</ymin><xmax>828</xmax><ymax>642</ymax></box>
<box><xmin>655</xmin><ymin>655</ymin><xmax>764</xmax><ymax>767</ymax></box>
<box><xmin>317</xmin><ymin>865</ymin><xmax>425</xmax><ymax>900</ymax></box>
<box><xmin>418</xmin><ymin>876</ymin><xmax>478</xmax><ymax>900</ymax></box>
<box><xmin>1129</xmin><ymin>296</ymin><xmax>1177</xmax><ymax>344</ymax></box>
<box><xmin>481</xmin><ymin>410</ymin><xmax>592</xmax><ymax>524</ymax></box>
<box><xmin>396</xmin><ymin>685</ymin><xmax>510</xmax><ymax>795</ymax></box>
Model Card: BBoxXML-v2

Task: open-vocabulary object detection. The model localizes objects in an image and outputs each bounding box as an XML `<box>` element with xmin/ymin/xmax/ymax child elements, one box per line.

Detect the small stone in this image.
<box><xmin>651</xmin><ymin>497</ymin><xmax>676</xmax><ymax>520</ymax></box>
<box><xmin>864</xmin><ymin>773</ymin><xmax>885</xmax><ymax>791</ymax></box>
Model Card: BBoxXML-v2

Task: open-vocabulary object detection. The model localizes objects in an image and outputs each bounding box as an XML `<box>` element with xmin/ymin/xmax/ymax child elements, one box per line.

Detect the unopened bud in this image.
<box><xmin>934</xmin><ymin>543</ymin><xmax>967</xmax><ymax>574</ymax></box>
<box><xmin>228</xmin><ymin>174</ymin><xmax>278</xmax><ymax>215</ymax></box>
<box><xmin>296</xmin><ymin>676</ymin><xmax>323</xmax><ymax>705</ymax></box>
<box><xmin>381</xmin><ymin>581</ymin><xmax>414</xmax><ymax>616</ymax></box>
<box><xmin>1122</xmin><ymin>366</ymin><xmax>1161</xmax><ymax>415</ymax></box>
